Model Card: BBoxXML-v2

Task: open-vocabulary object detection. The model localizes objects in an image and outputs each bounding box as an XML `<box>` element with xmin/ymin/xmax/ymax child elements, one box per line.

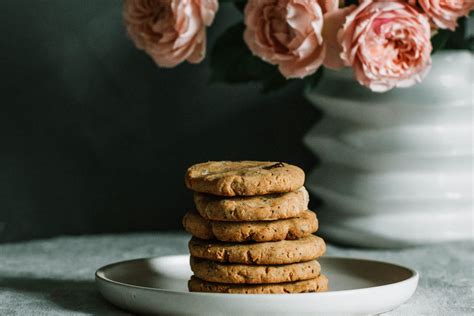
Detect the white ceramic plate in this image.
<box><xmin>95</xmin><ymin>255</ymin><xmax>418</xmax><ymax>315</ymax></box>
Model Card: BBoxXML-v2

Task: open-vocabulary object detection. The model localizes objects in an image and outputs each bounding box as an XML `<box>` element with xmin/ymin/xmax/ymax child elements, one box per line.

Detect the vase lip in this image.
<box><xmin>322</xmin><ymin>50</ymin><xmax>473</xmax><ymax>81</ymax></box>
<box><xmin>431</xmin><ymin>49</ymin><xmax>473</xmax><ymax>62</ymax></box>
<box><xmin>306</xmin><ymin>49</ymin><xmax>472</xmax><ymax>107</ymax></box>
<box><xmin>432</xmin><ymin>49</ymin><xmax>472</xmax><ymax>55</ymax></box>
<box><xmin>432</xmin><ymin>48</ymin><xmax>472</xmax><ymax>55</ymax></box>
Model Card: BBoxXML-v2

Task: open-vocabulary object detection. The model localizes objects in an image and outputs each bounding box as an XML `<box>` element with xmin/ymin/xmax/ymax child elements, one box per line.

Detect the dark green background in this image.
<box><xmin>0</xmin><ymin>1</ymin><xmax>318</xmax><ymax>242</ymax></box>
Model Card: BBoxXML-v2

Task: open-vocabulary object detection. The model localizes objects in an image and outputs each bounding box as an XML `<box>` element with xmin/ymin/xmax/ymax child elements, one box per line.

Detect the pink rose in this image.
<box><xmin>416</xmin><ymin>0</ymin><xmax>474</xmax><ymax>30</ymax></box>
<box><xmin>322</xmin><ymin>4</ymin><xmax>357</xmax><ymax>69</ymax></box>
<box><xmin>339</xmin><ymin>0</ymin><xmax>432</xmax><ymax>92</ymax></box>
<box><xmin>243</xmin><ymin>0</ymin><xmax>340</xmax><ymax>79</ymax></box>
<box><xmin>123</xmin><ymin>0</ymin><xmax>218</xmax><ymax>67</ymax></box>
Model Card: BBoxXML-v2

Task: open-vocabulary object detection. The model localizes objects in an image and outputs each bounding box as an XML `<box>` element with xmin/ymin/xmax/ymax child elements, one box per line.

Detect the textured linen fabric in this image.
<box><xmin>0</xmin><ymin>233</ymin><xmax>472</xmax><ymax>315</ymax></box>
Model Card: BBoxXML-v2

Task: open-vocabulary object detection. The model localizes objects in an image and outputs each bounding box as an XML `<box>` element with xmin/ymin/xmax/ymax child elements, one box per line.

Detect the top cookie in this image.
<box><xmin>185</xmin><ymin>161</ymin><xmax>305</xmax><ymax>196</ymax></box>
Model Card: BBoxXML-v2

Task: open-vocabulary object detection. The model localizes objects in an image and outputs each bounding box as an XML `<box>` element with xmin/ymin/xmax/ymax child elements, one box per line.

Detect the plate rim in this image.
<box><xmin>95</xmin><ymin>254</ymin><xmax>419</xmax><ymax>297</ymax></box>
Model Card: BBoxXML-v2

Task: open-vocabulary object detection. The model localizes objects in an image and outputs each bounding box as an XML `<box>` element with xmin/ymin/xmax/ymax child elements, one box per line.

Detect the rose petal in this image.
<box><xmin>323</xmin><ymin>5</ymin><xmax>356</xmax><ymax>69</ymax></box>
<box><xmin>123</xmin><ymin>0</ymin><xmax>218</xmax><ymax>67</ymax></box>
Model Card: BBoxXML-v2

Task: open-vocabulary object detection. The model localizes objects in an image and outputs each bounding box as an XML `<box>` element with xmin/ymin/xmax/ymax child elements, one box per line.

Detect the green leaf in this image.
<box><xmin>261</xmin><ymin>69</ymin><xmax>290</xmax><ymax>93</ymax></box>
<box><xmin>210</xmin><ymin>22</ymin><xmax>290</xmax><ymax>93</ymax></box>
<box><xmin>218</xmin><ymin>0</ymin><xmax>246</xmax><ymax>12</ymax></box>
<box><xmin>432</xmin><ymin>16</ymin><xmax>473</xmax><ymax>52</ymax></box>
<box><xmin>468</xmin><ymin>37</ymin><xmax>474</xmax><ymax>52</ymax></box>
<box><xmin>431</xmin><ymin>29</ymin><xmax>451</xmax><ymax>53</ymax></box>
<box><xmin>465</xmin><ymin>13</ymin><xmax>474</xmax><ymax>52</ymax></box>
<box><xmin>233</xmin><ymin>0</ymin><xmax>246</xmax><ymax>13</ymax></box>
<box><xmin>345</xmin><ymin>0</ymin><xmax>359</xmax><ymax>5</ymax></box>
<box><xmin>304</xmin><ymin>68</ymin><xmax>324</xmax><ymax>93</ymax></box>
<box><xmin>447</xmin><ymin>17</ymin><xmax>466</xmax><ymax>49</ymax></box>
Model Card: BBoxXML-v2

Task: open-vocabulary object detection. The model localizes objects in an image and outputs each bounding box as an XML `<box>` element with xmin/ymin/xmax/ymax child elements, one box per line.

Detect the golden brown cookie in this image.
<box><xmin>182</xmin><ymin>211</ymin><xmax>214</xmax><ymax>240</ymax></box>
<box><xmin>190</xmin><ymin>257</ymin><xmax>321</xmax><ymax>284</ymax></box>
<box><xmin>188</xmin><ymin>235</ymin><xmax>326</xmax><ymax>265</ymax></box>
<box><xmin>188</xmin><ymin>274</ymin><xmax>328</xmax><ymax>294</ymax></box>
<box><xmin>183</xmin><ymin>210</ymin><xmax>318</xmax><ymax>242</ymax></box>
<box><xmin>194</xmin><ymin>187</ymin><xmax>309</xmax><ymax>221</ymax></box>
<box><xmin>185</xmin><ymin>161</ymin><xmax>305</xmax><ymax>196</ymax></box>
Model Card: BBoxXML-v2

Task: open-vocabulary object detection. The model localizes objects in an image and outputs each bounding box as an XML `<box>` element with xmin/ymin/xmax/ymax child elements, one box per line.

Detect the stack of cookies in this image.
<box><xmin>183</xmin><ymin>161</ymin><xmax>328</xmax><ymax>294</ymax></box>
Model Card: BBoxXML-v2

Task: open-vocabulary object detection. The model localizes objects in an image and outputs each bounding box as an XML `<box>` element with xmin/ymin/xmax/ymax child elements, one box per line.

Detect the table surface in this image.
<box><xmin>0</xmin><ymin>233</ymin><xmax>472</xmax><ymax>315</ymax></box>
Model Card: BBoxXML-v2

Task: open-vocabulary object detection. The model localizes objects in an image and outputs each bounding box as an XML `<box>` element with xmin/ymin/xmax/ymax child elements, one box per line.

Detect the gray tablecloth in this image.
<box><xmin>0</xmin><ymin>233</ymin><xmax>472</xmax><ymax>315</ymax></box>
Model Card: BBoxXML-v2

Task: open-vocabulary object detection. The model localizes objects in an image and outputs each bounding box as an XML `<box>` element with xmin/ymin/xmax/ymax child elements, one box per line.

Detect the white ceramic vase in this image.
<box><xmin>304</xmin><ymin>51</ymin><xmax>473</xmax><ymax>248</ymax></box>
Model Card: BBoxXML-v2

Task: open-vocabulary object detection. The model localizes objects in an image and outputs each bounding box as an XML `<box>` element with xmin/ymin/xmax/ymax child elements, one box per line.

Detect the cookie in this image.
<box><xmin>190</xmin><ymin>257</ymin><xmax>321</xmax><ymax>284</ymax></box>
<box><xmin>183</xmin><ymin>210</ymin><xmax>318</xmax><ymax>242</ymax></box>
<box><xmin>188</xmin><ymin>274</ymin><xmax>328</xmax><ymax>294</ymax></box>
<box><xmin>194</xmin><ymin>187</ymin><xmax>309</xmax><ymax>221</ymax></box>
<box><xmin>185</xmin><ymin>161</ymin><xmax>305</xmax><ymax>196</ymax></box>
<box><xmin>182</xmin><ymin>211</ymin><xmax>214</xmax><ymax>240</ymax></box>
<box><xmin>188</xmin><ymin>235</ymin><xmax>326</xmax><ymax>265</ymax></box>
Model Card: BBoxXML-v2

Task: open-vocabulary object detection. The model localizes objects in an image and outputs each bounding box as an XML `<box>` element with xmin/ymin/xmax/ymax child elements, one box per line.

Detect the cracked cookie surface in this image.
<box><xmin>185</xmin><ymin>161</ymin><xmax>305</xmax><ymax>196</ymax></box>
<box><xmin>188</xmin><ymin>235</ymin><xmax>326</xmax><ymax>265</ymax></box>
<box><xmin>183</xmin><ymin>210</ymin><xmax>318</xmax><ymax>242</ymax></box>
<box><xmin>188</xmin><ymin>274</ymin><xmax>328</xmax><ymax>294</ymax></box>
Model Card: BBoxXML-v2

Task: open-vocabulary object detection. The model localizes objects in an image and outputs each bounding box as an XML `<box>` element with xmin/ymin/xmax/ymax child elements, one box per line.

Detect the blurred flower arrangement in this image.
<box><xmin>123</xmin><ymin>0</ymin><xmax>473</xmax><ymax>92</ymax></box>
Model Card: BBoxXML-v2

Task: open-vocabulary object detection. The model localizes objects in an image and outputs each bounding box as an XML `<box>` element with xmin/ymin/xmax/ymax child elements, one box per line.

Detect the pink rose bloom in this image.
<box><xmin>322</xmin><ymin>4</ymin><xmax>357</xmax><ymax>69</ymax></box>
<box><xmin>416</xmin><ymin>0</ymin><xmax>474</xmax><ymax>30</ymax></box>
<box><xmin>243</xmin><ymin>0</ymin><xmax>341</xmax><ymax>79</ymax></box>
<box><xmin>123</xmin><ymin>0</ymin><xmax>218</xmax><ymax>67</ymax></box>
<box><xmin>339</xmin><ymin>0</ymin><xmax>432</xmax><ymax>92</ymax></box>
